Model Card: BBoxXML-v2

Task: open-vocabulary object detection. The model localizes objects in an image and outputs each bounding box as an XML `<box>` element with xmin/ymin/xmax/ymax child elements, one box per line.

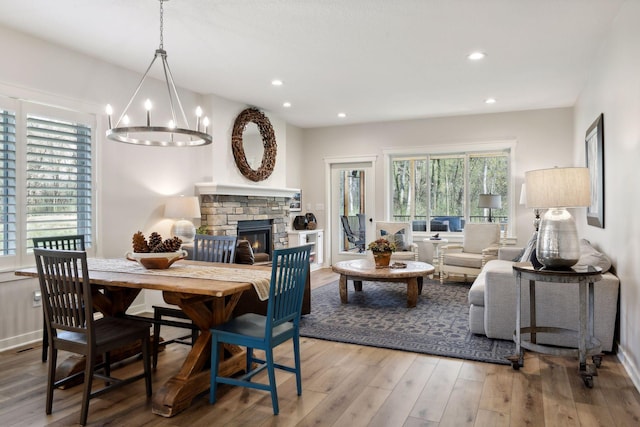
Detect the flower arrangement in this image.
<box><xmin>367</xmin><ymin>238</ymin><xmax>397</xmax><ymax>253</ymax></box>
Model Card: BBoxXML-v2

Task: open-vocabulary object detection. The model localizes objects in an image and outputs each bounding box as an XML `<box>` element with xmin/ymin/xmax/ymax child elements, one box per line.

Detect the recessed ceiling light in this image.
<box><xmin>468</xmin><ymin>52</ymin><xmax>486</xmax><ymax>61</ymax></box>
<box><xmin>271</xmin><ymin>79</ymin><xmax>283</xmax><ymax>86</ymax></box>
<box><xmin>337</xmin><ymin>112</ymin><xmax>346</xmax><ymax>118</ymax></box>
<box><xmin>485</xmin><ymin>98</ymin><xmax>496</xmax><ymax>104</ymax></box>
<box><xmin>283</xmin><ymin>102</ymin><xmax>291</xmax><ymax>108</ymax></box>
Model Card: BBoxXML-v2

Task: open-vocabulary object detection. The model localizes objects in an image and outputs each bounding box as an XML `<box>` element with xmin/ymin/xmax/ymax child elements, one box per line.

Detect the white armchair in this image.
<box><xmin>439</xmin><ymin>223</ymin><xmax>501</xmax><ymax>284</ymax></box>
<box><xmin>374</xmin><ymin>221</ymin><xmax>419</xmax><ymax>262</ymax></box>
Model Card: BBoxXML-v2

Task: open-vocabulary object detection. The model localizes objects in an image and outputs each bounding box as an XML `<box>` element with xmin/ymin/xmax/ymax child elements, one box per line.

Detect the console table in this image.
<box><xmin>509</xmin><ymin>263</ymin><xmax>603</xmax><ymax>388</ymax></box>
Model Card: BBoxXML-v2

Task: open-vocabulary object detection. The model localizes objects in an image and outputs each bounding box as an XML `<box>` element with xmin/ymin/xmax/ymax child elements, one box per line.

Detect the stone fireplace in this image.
<box><xmin>195</xmin><ymin>183</ymin><xmax>299</xmax><ymax>256</ymax></box>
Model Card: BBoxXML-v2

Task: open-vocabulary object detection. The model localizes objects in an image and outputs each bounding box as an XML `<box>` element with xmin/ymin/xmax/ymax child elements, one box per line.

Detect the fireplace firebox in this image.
<box><xmin>237</xmin><ymin>219</ymin><xmax>273</xmax><ymax>261</ymax></box>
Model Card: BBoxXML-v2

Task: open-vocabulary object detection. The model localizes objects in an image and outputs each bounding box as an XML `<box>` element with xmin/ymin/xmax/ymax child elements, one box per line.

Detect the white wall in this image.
<box><xmin>0</xmin><ymin>24</ymin><xmax>297</xmax><ymax>350</ymax></box>
<box><xmin>300</xmin><ymin>107</ymin><xmax>575</xmax><ymax>256</ymax></box>
<box><xmin>573</xmin><ymin>0</ymin><xmax>640</xmax><ymax>390</ymax></box>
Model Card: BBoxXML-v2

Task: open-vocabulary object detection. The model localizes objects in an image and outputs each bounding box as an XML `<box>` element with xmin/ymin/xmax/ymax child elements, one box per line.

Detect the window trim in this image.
<box><xmin>383</xmin><ymin>140</ymin><xmax>516</xmax><ymax>237</ymax></box>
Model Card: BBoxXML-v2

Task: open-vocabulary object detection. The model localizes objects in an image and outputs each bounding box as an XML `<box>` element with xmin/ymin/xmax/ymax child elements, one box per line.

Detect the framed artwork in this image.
<box><xmin>585</xmin><ymin>113</ymin><xmax>604</xmax><ymax>228</ymax></box>
<box><xmin>289</xmin><ymin>191</ymin><xmax>301</xmax><ymax>212</ymax></box>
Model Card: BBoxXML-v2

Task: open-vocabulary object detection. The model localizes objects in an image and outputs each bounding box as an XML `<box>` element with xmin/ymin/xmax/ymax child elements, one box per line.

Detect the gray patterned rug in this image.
<box><xmin>299</xmin><ymin>279</ymin><xmax>515</xmax><ymax>365</ymax></box>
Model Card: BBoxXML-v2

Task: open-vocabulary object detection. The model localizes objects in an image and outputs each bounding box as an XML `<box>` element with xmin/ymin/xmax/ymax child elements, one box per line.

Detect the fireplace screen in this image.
<box><xmin>237</xmin><ymin>219</ymin><xmax>273</xmax><ymax>261</ymax></box>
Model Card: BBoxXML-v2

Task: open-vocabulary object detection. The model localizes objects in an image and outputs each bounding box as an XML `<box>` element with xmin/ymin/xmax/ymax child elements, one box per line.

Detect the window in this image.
<box><xmin>390</xmin><ymin>147</ymin><xmax>511</xmax><ymax>233</ymax></box>
<box><xmin>0</xmin><ymin>98</ymin><xmax>94</xmax><ymax>266</ymax></box>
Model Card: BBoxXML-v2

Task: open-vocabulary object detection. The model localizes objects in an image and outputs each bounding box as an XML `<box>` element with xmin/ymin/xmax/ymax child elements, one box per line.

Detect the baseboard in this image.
<box><xmin>0</xmin><ymin>330</ymin><xmax>41</xmax><ymax>353</ymax></box>
<box><xmin>617</xmin><ymin>343</ymin><xmax>640</xmax><ymax>393</ymax></box>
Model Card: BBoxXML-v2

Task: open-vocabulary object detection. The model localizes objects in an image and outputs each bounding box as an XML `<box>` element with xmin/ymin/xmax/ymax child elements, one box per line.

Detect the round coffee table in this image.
<box><xmin>332</xmin><ymin>259</ymin><xmax>435</xmax><ymax>308</ymax></box>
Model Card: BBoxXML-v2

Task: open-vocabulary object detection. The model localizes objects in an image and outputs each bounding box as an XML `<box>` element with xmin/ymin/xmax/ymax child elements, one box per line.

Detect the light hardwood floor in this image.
<box><xmin>1</xmin><ymin>268</ymin><xmax>639</xmax><ymax>426</ymax></box>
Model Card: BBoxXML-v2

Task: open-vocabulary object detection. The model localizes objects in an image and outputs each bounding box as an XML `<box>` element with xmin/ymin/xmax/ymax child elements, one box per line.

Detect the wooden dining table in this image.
<box><xmin>15</xmin><ymin>258</ymin><xmax>272</xmax><ymax>418</ymax></box>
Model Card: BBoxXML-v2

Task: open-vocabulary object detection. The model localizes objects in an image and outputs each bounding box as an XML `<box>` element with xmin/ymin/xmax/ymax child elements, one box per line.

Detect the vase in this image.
<box><xmin>373</xmin><ymin>251</ymin><xmax>392</xmax><ymax>268</ymax></box>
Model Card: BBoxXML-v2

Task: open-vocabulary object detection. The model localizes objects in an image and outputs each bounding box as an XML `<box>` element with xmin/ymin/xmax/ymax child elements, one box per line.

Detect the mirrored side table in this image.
<box><xmin>509</xmin><ymin>263</ymin><xmax>603</xmax><ymax>388</ymax></box>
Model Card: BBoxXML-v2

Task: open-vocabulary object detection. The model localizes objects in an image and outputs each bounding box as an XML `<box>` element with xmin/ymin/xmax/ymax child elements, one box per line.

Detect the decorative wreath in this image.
<box><xmin>231</xmin><ymin>108</ymin><xmax>277</xmax><ymax>182</ymax></box>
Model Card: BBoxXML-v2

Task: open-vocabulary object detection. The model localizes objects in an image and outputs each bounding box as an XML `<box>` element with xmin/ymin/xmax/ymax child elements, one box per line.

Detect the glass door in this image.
<box><xmin>330</xmin><ymin>161</ymin><xmax>375</xmax><ymax>264</ymax></box>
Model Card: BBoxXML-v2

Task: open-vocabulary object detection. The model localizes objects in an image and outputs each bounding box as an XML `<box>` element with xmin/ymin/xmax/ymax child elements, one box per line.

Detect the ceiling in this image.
<box><xmin>0</xmin><ymin>0</ymin><xmax>623</xmax><ymax>128</ymax></box>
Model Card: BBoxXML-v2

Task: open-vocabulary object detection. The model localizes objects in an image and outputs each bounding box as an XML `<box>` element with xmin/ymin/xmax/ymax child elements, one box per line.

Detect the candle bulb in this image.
<box><xmin>203</xmin><ymin>117</ymin><xmax>210</xmax><ymax>134</ymax></box>
<box><xmin>144</xmin><ymin>99</ymin><xmax>152</xmax><ymax>126</ymax></box>
<box><xmin>105</xmin><ymin>104</ymin><xmax>113</xmax><ymax>128</ymax></box>
<box><xmin>195</xmin><ymin>106</ymin><xmax>202</xmax><ymax>131</ymax></box>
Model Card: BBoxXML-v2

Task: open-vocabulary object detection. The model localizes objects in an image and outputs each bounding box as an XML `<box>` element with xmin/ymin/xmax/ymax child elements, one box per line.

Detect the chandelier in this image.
<box><xmin>105</xmin><ymin>0</ymin><xmax>212</xmax><ymax>147</ymax></box>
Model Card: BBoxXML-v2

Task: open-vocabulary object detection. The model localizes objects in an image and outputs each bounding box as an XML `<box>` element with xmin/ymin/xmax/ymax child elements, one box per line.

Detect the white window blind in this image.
<box><xmin>0</xmin><ymin>108</ymin><xmax>17</xmax><ymax>256</ymax></box>
<box><xmin>25</xmin><ymin>113</ymin><xmax>92</xmax><ymax>249</ymax></box>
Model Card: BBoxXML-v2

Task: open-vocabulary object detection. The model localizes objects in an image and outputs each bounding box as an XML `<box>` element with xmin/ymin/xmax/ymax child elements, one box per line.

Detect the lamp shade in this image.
<box><xmin>165</xmin><ymin>196</ymin><xmax>201</xmax><ymax>219</ymax></box>
<box><xmin>478</xmin><ymin>194</ymin><xmax>502</xmax><ymax>209</ymax></box>
<box><xmin>525</xmin><ymin>167</ymin><xmax>590</xmax><ymax>208</ymax></box>
<box><xmin>519</xmin><ymin>184</ymin><xmax>527</xmax><ymax>205</ymax></box>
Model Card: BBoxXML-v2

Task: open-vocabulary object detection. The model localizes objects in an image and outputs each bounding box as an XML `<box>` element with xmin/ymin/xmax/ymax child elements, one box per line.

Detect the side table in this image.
<box><xmin>424</xmin><ymin>238</ymin><xmax>448</xmax><ymax>277</ymax></box>
<box><xmin>509</xmin><ymin>263</ymin><xmax>603</xmax><ymax>388</ymax></box>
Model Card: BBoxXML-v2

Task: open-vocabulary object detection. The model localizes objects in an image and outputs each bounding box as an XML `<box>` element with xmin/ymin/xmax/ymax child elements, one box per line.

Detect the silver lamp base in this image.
<box><xmin>172</xmin><ymin>219</ymin><xmax>196</xmax><ymax>244</ymax></box>
<box><xmin>536</xmin><ymin>208</ymin><xmax>581</xmax><ymax>269</ymax></box>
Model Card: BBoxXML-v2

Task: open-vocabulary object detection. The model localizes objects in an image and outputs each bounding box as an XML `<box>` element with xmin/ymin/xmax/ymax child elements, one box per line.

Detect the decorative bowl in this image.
<box><xmin>125</xmin><ymin>250</ymin><xmax>188</xmax><ymax>269</ymax></box>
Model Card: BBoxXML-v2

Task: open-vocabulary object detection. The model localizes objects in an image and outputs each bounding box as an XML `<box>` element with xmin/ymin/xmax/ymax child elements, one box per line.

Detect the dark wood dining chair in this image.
<box><xmin>34</xmin><ymin>248</ymin><xmax>152</xmax><ymax>426</ymax></box>
<box><xmin>32</xmin><ymin>234</ymin><xmax>86</xmax><ymax>363</ymax></box>
<box><xmin>152</xmin><ymin>234</ymin><xmax>238</xmax><ymax>368</ymax></box>
<box><xmin>209</xmin><ymin>244</ymin><xmax>312</xmax><ymax>415</ymax></box>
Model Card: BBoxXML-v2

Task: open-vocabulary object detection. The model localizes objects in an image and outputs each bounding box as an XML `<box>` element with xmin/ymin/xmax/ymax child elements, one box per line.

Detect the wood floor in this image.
<box><xmin>1</xmin><ymin>268</ymin><xmax>639</xmax><ymax>426</ymax></box>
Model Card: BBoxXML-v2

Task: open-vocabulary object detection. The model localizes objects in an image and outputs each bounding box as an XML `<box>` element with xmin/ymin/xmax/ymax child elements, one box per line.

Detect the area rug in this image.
<box><xmin>299</xmin><ymin>279</ymin><xmax>514</xmax><ymax>365</ymax></box>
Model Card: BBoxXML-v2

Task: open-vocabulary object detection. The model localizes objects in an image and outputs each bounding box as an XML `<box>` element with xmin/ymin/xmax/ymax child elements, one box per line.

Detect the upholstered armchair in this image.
<box><xmin>439</xmin><ymin>223</ymin><xmax>501</xmax><ymax>284</ymax></box>
<box><xmin>374</xmin><ymin>221</ymin><xmax>419</xmax><ymax>261</ymax></box>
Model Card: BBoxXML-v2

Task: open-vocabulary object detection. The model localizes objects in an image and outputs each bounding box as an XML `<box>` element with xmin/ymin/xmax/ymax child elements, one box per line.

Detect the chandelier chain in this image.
<box><xmin>159</xmin><ymin>0</ymin><xmax>164</xmax><ymax>50</ymax></box>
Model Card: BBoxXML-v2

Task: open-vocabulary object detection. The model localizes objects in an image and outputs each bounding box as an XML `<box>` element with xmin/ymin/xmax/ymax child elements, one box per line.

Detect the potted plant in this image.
<box><xmin>368</xmin><ymin>238</ymin><xmax>397</xmax><ymax>268</ymax></box>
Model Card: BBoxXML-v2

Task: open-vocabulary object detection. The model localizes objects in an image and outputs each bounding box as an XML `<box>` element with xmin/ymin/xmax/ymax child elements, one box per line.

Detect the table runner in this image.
<box><xmin>87</xmin><ymin>258</ymin><xmax>272</xmax><ymax>300</ymax></box>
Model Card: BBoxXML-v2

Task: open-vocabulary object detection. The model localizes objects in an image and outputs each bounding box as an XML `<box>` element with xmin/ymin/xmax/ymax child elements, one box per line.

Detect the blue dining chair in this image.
<box><xmin>209</xmin><ymin>244</ymin><xmax>312</xmax><ymax>415</ymax></box>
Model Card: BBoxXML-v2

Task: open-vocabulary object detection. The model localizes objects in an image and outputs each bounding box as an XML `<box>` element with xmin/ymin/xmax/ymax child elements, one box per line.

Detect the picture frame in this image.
<box><xmin>585</xmin><ymin>113</ymin><xmax>604</xmax><ymax>228</ymax></box>
<box><xmin>289</xmin><ymin>191</ymin><xmax>301</xmax><ymax>212</ymax></box>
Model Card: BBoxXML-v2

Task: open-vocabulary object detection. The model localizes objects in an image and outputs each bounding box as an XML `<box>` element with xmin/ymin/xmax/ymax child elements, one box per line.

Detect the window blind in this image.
<box><xmin>26</xmin><ymin>114</ymin><xmax>92</xmax><ymax>248</ymax></box>
<box><xmin>0</xmin><ymin>109</ymin><xmax>17</xmax><ymax>256</ymax></box>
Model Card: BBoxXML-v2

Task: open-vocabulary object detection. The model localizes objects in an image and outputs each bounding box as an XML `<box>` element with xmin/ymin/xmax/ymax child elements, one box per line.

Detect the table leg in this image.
<box><xmin>152</xmin><ymin>291</ymin><xmax>245</xmax><ymax>417</ymax></box>
<box><xmin>578</xmin><ymin>280</ymin><xmax>587</xmax><ymax>371</ymax></box>
<box><xmin>406</xmin><ymin>278</ymin><xmax>418</xmax><ymax>308</ymax></box>
<box><xmin>353</xmin><ymin>280</ymin><xmax>363</xmax><ymax>292</ymax></box>
<box><xmin>339</xmin><ymin>275</ymin><xmax>348</xmax><ymax>303</ymax></box>
<box><xmin>530</xmin><ymin>280</ymin><xmax>537</xmax><ymax>344</ymax></box>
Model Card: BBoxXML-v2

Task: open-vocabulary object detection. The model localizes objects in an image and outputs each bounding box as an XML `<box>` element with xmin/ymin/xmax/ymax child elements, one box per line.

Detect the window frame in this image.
<box><xmin>0</xmin><ymin>97</ymin><xmax>97</xmax><ymax>269</ymax></box>
<box><xmin>383</xmin><ymin>140</ymin><xmax>516</xmax><ymax>237</ymax></box>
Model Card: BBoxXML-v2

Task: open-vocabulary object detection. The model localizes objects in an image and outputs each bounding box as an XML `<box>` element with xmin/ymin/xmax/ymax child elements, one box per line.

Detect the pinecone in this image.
<box><xmin>132</xmin><ymin>231</ymin><xmax>150</xmax><ymax>253</ymax></box>
<box><xmin>148</xmin><ymin>232</ymin><xmax>163</xmax><ymax>251</ymax></box>
<box><xmin>151</xmin><ymin>237</ymin><xmax>182</xmax><ymax>253</ymax></box>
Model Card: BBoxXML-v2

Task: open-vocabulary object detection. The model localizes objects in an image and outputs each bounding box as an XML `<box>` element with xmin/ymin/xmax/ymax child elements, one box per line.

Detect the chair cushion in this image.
<box><xmin>380</xmin><ymin>228</ymin><xmax>409</xmax><ymax>251</ymax></box>
<box><xmin>442</xmin><ymin>252</ymin><xmax>484</xmax><ymax>268</ymax></box>
<box><xmin>462</xmin><ymin>223</ymin><xmax>500</xmax><ymax>254</ymax></box>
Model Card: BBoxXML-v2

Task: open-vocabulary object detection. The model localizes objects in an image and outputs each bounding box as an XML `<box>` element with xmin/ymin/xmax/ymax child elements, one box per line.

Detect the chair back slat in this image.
<box><xmin>34</xmin><ymin>249</ymin><xmax>93</xmax><ymax>337</ymax></box>
<box><xmin>194</xmin><ymin>235</ymin><xmax>238</xmax><ymax>263</ymax></box>
<box><xmin>266</xmin><ymin>245</ymin><xmax>312</xmax><ymax>332</ymax></box>
<box><xmin>33</xmin><ymin>235</ymin><xmax>86</xmax><ymax>251</ymax></box>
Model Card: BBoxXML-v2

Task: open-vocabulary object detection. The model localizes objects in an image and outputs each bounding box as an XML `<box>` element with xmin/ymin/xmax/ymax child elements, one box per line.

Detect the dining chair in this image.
<box><xmin>34</xmin><ymin>248</ymin><xmax>152</xmax><ymax>426</ymax></box>
<box><xmin>209</xmin><ymin>244</ymin><xmax>312</xmax><ymax>415</ymax></box>
<box><xmin>32</xmin><ymin>234</ymin><xmax>86</xmax><ymax>363</ymax></box>
<box><xmin>152</xmin><ymin>234</ymin><xmax>238</xmax><ymax>368</ymax></box>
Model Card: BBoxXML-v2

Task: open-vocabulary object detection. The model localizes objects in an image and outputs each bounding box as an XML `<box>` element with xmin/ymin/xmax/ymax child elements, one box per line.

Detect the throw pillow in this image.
<box><xmin>577</xmin><ymin>238</ymin><xmax>612</xmax><ymax>273</ymax></box>
<box><xmin>518</xmin><ymin>232</ymin><xmax>537</xmax><ymax>263</ymax></box>
<box><xmin>380</xmin><ymin>229</ymin><xmax>408</xmax><ymax>251</ymax></box>
<box><xmin>235</xmin><ymin>239</ymin><xmax>255</xmax><ymax>265</ymax></box>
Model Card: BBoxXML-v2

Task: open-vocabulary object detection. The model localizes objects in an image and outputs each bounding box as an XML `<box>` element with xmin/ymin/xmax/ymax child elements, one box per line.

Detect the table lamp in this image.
<box><xmin>525</xmin><ymin>167</ymin><xmax>590</xmax><ymax>269</ymax></box>
<box><xmin>165</xmin><ymin>196</ymin><xmax>201</xmax><ymax>243</ymax></box>
<box><xmin>478</xmin><ymin>194</ymin><xmax>501</xmax><ymax>222</ymax></box>
<box><xmin>519</xmin><ymin>184</ymin><xmax>541</xmax><ymax>231</ymax></box>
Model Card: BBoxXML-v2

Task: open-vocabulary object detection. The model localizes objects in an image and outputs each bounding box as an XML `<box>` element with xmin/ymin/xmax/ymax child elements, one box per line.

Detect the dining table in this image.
<box><xmin>15</xmin><ymin>257</ymin><xmax>272</xmax><ymax>418</ymax></box>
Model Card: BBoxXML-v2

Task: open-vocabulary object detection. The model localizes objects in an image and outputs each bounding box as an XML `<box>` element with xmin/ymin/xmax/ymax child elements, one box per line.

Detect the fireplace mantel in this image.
<box><xmin>195</xmin><ymin>182</ymin><xmax>299</xmax><ymax>198</ymax></box>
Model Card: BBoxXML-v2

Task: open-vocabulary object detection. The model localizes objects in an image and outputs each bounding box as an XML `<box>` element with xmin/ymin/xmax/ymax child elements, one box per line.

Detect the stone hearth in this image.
<box><xmin>198</xmin><ymin>194</ymin><xmax>289</xmax><ymax>250</ymax></box>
